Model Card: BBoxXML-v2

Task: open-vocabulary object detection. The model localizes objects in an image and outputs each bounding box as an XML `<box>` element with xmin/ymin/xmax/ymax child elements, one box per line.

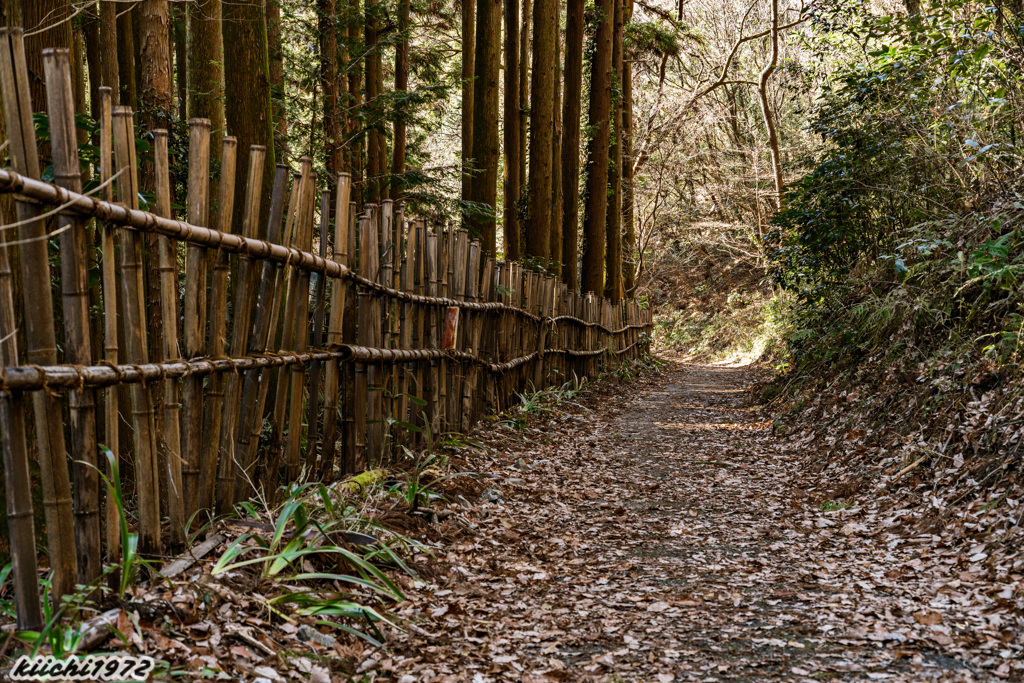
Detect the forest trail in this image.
<box><xmin>382</xmin><ymin>360</ymin><xmax>1008</xmax><ymax>682</ymax></box>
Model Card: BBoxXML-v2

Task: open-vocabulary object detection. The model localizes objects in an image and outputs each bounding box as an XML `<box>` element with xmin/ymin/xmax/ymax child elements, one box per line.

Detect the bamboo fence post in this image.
<box><xmin>448</xmin><ymin>231</ymin><xmax>469</xmax><ymax>429</ymax></box>
<box><xmin>426</xmin><ymin>229</ymin><xmax>441</xmax><ymax>439</ymax></box>
<box><xmin>354</xmin><ymin>209</ymin><xmax>374</xmax><ymax>470</ymax></box>
<box><xmin>112</xmin><ymin>106</ymin><xmax>161</xmax><ymax>555</ymax></box>
<box><xmin>0</xmin><ymin>28</ymin><xmax>78</xmax><ymax>602</ymax></box>
<box><xmin>95</xmin><ymin>86</ymin><xmax>122</xmax><ymax>569</ymax></box>
<box><xmin>215</xmin><ymin>148</ymin><xmax>269</xmax><ymax>513</ymax></box>
<box><xmin>380</xmin><ymin>200</ymin><xmax>394</xmax><ymax>457</ymax></box>
<box><xmin>283</xmin><ymin>170</ymin><xmax>317</xmax><ymax>486</ymax></box>
<box><xmin>478</xmin><ymin>256</ymin><xmax>496</xmax><ymax>421</ymax></box>
<box><xmin>0</xmin><ymin>176</ymin><xmax>42</xmax><ymax>631</ymax></box>
<box><xmin>367</xmin><ymin>206</ymin><xmax>385</xmax><ymax>463</ymax></box>
<box><xmin>306</xmin><ymin>188</ymin><xmax>332</xmax><ymax>475</ymax></box>
<box><xmin>181</xmin><ymin>118</ymin><xmax>211</xmax><ymax>519</ymax></box>
<box><xmin>43</xmin><ymin>48</ymin><xmax>102</xmax><ymax>586</ymax></box>
<box><xmin>321</xmin><ymin>174</ymin><xmax>352</xmax><ymax>478</ymax></box>
<box><xmin>395</xmin><ymin>214</ymin><xmax>412</xmax><ymax>448</ymax></box>
<box><xmin>533</xmin><ymin>276</ymin><xmax>551</xmax><ymax>390</ymax></box>
<box><xmin>409</xmin><ymin>221</ymin><xmax>426</xmax><ymax>445</ymax></box>
<box><xmin>341</xmin><ymin>201</ymin><xmax>359</xmax><ymax>473</ymax></box>
<box><xmin>266</xmin><ymin>167</ymin><xmax>308</xmax><ymax>490</ymax></box>
<box><xmin>154</xmin><ymin>130</ymin><xmax>186</xmax><ymax>547</ymax></box>
<box><xmin>232</xmin><ymin>165</ymin><xmax>291</xmax><ymax>503</ymax></box>
<box><xmin>198</xmin><ymin>137</ymin><xmax>238</xmax><ymax>512</ymax></box>
<box><xmin>495</xmin><ymin>262</ymin><xmax>510</xmax><ymax>411</ymax></box>
<box><xmin>459</xmin><ymin>241</ymin><xmax>481</xmax><ymax>431</ymax></box>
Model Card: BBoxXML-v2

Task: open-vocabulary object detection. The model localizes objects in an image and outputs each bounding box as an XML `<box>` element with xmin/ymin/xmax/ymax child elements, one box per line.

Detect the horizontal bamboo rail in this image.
<box><xmin>0</xmin><ymin>32</ymin><xmax>653</xmax><ymax>630</ymax></box>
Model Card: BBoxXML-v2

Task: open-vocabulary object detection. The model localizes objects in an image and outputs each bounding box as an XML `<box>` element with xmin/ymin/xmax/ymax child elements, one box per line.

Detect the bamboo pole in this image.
<box><xmin>268</xmin><ymin>161</ymin><xmax>312</xmax><ymax>492</ymax></box>
<box><xmin>0</xmin><ymin>176</ymin><xmax>42</xmax><ymax>631</ymax></box>
<box><xmin>461</xmin><ymin>243</ymin><xmax>482</xmax><ymax>431</ymax></box>
<box><xmin>426</xmin><ymin>228</ymin><xmax>440</xmax><ymax>439</ymax></box>
<box><xmin>94</xmin><ymin>86</ymin><xmax>123</xmax><ymax>577</ymax></box>
<box><xmin>306</xmin><ymin>188</ymin><xmax>332</xmax><ymax>476</ymax></box>
<box><xmin>379</xmin><ymin>200</ymin><xmax>394</xmax><ymax>458</ymax></box>
<box><xmin>409</xmin><ymin>221</ymin><xmax>426</xmax><ymax>445</ymax></box>
<box><xmin>199</xmin><ymin>136</ymin><xmax>238</xmax><ymax>513</ymax></box>
<box><xmin>43</xmin><ymin>48</ymin><xmax>102</xmax><ymax>586</ymax></box>
<box><xmin>0</xmin><ymin>27</ymin><xmax>78</xmax><ymax>603</ymax></box>
<box><xmin>112</xmin><ymin>106</ymin><xmax>161</xmax><ymax>555</ymax></box>
<box><xmin>354</xmin><ymin>209</ymin><xmax>373</xmax><ymax>470</ymax></box>
<box><xmin>396</xmin><ymin>214</ymin><xmax>413</xmax><ymax>447</ymax></box>
<box><xmin>283</xmin><ymin>170</ymin><xmax>317</xmax><ymax>486</ymax></box>
<box><xmin>154</xmin><ymin>130</ymin><xmax>186</xmax><ymax>547</ymax></box>
<box><xmin>321</xmin><ymin>174</ymin><xmax>352</xmax><ymax>479</ymax></box>
<box><xmin>339</xmin><ymin>202</ymin><xmax>359</xmax><ymax>473</ymax></box>
<box><xmin>215</xmin><ymin>149</ymin><xmax>272</xmax><ymax>512</ymax></box>
<box><xmin>233</xmin><ymin>165</ymin><xmax>292</xmax><ymax>503</ymax></box>
<box><xmin>181</xmin><ymin>118</ymin><xmax>211</xmax><ymax>519</ymax></box>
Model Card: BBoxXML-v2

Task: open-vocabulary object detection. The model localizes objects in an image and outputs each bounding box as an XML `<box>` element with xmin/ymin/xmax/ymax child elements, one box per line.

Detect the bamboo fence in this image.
<box><xmin>0</xmin><ymin>32</ymin><xmax>652</xmax><ymax>630</ymax></box>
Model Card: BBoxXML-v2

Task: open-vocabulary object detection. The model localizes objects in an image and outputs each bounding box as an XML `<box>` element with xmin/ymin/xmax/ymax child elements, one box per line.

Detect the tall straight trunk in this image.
<box><xmin>187</xmin><ymin>0</ymin><xmax>225</xmax><ymax>157</ymax></box>
<box><xmin>461</xmin><ymin>0</ymin><xmax>476</xmax><ymax>220</ymax></box>
<box><xmin>117</xmin><ymin>6</ymin><xmax>137</xmax><ymax>108</ymax></box>
<box><xmin>72</xmin><ymin>20</ymin><xmax>87</xmax><ymax>115</ymax></box>
<box><xmin>469</xmin><ymin>0</ymin><xmax>501</xmax><ymax>253</ymax></box>
<box><xmin>173</xmin><ymin>3</ymin><xmax>186</xmax><ymax>123</ymax></box>
<box><xmin>758</xmin><ymin>0</ymin><xmax>784</xmax><ymax>210</ymax></box>
<box><xmin>99</xmin><ymin>0</ymin><xmax>119</xmax><ymax>102</ymax></box>
<box><xmin>518</xmin><ymin>0</ymin><xmax>529</xmax><ymax>201</ymax></box>
<box><xmin>527</xmin><ymin>0</ymin><xmax>556</xmax><ymax>260</ymax></box>
<box><xmin>581</xmin><ymin>0</ymin><xmax>613</xmax><ymax>295</ymax></box>
<box><xmin>347</xmin><ymin>0</ymin><xmax>364</xmax><ymax>205</ymax></box>
<box><xmin>391</xmin><ymin>0</ymin><xmax>410</xmax><ymax>199</ymax></box>
<box><xmin>266</xmin><ymin>0</ymin><xmax>287</xmax><ymax>153</ymax></box>
<box><xmin>21</xmin><ymin>0</ymin><xmax>72</xmax><ymax>110</ymax></box>
<box><xmin>622</xmin><ymin>0</ymin><xmax>636</xmax><ymax>295</ymax></box>
<box><xmin>365</xmin><ymin>0</ymin><xmax>384</xmax><ymax>204</ymax></box>
<box><xmin>503</xmin><ymin>0</ymin><xmax>521</xmax><ymax>260</ymax></box>
<box><xmin>320</xmin><ymin>0</ymin><xmax>343</xmax><ymax>176</ymax></box>
<box><xmin>604</xmin><ymin>0</ymin><xmax>623</xmax><ymax>300</ymax></box>
<box><xmin>223</xmin><ymin>0</ymin><xmax>276</xmax><ymax>227</ymax></box>
<box><xmin>560</xmin><ymin>0</ymin><xmax>583</xmax><ymax>291</ymax></box>
<box><xmin>549</xmin><ymin>4</ymin><xmax>562</xmax><ymax>273</ymax></box>
<box><xmin>83</xmin><ymin>9</ymin><xmax>101</xmax><ymax>112</ymax></box>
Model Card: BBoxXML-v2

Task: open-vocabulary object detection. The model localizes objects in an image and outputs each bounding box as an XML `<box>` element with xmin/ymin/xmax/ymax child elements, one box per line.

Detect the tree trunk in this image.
<box><xmin>21</xmin><ymin>0</ymin><xmax>72</xmax><ymax>110</ymax></box>
<box><xmin>173</xmin><ymin>3</ymin><xmax>187</xmax><ymax>123</ymax></box>
<box><xmin>347</xmin><ymin>0</ymin><xmax>364</xmax><ymax>205</ymax></box>
<box><xmin>391</xmin><ymin>0</ymin><xmax>410</xmax><ymax>199</ymax></box>
<box><xmin>138</xmin><ymin>1</ymin><xmax>173</xmax><ymax>132</ymax></box>
<box><xmin>560</xmin><ymin>0</ymin><xmax>583</xmax><ymax>291</ymax></box>
<box><xmin>622</xmin><ymin>0</ymin><xmax>636</xmax><ymax>295</ymax></box>
<box><xmin>519</xmin><ymin>0</ymin><xmax>530</xmax><ymax>204</ymax></box>
<box><xmin>758</xmin><ymin>0</ymin><xmax>784</xmax><ymax>211</ymax></box>
<box><xmin>604</xmin><ymin>0</ymin><xmax>623</xmax><ymax>301</ymax></box>
<box><xmin>502</xmin><ymin>0</ymin><xmax>520</xmax><ymax>260</ymax></box>
<box><xmin>223</xmin><ymin>0</ymin><xmax>277</xmax><ymax>227</ymax></box>
<box><xmin>266</xmin><ymin>0</ymin><xmax>287</xmax><ymax>155</ymax></box>
<box><xmin>461</xmin><ymin>0</ymin><xmax>476</xmax><ymax>221</ymax></box>
<box><xmin>117</xmin><ymin>6</ymin><xmax>137</xmax><ymax>108</ymax></box>
<box><xmin>83</xmin><ymin>8</ymin><xmax>101</xmax><ymax>112</ymax></box>
<box><xmin>527</xmin><ymin>0</ymin><xmax>556</xmax><ymax>260</ymax></box>
<box><xmin>549</xmin><ymin>6</ymin><xmax>562</xmax><ymax>273</ymax></box>
<box><xmin>365</xmin><ymin>0</ymin><xmax>385</xmax><ymax>204</ymax></box>
<box><xmin>320</xmin><ymin>0</ymin><xmax>344</xmax><ymax>178</ymax></box>
<box><xmin>187</xmin><ymin>0</ymin><xmax>225</xmax><ymax>160</ymax></box>
<box><xmin>469</xmin><ymin>0</ymin><xmax>501</xmax><ymax>253</ymax></box>
<box><xmin>580</xmin><ymin>0</ymin><xmax>613</xmax><ymax>295</ymax></box>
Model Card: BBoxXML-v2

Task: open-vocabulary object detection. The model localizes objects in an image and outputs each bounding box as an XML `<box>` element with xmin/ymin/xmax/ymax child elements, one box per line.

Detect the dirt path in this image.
<box><xmin>379</xmin><ymin>359</ymin><xmax>1014</xmax><ymax>682</ymax></box>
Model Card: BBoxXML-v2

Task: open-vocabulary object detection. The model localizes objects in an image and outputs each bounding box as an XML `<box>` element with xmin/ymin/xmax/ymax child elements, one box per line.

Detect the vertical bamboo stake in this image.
<box><xmin>321</xmin><ymin>174</ymin><xmax>352</xmax><ymax>479</ymax></box>
<box><xmin>408</xmin><ymin>221</ymin><xmax>425</xmax><ymax>445</ymax></box>
<box><xmin>153</xmin><ymin>130</ymin><xmax>186</xmax><ymax>547</ymax></box>
<box><xmin>396</xmin><ymin>215</ymin><xmax>413</xmax><ymax>447</ymax></box>
<box><xmin>380</xmin><ymin>200</ymin><xmax>394</xmax><ymax>457</ymax></box>
<box><xmin>461</xmin><ymin>245</ymin><xmax>484</xmax><ymax>431</ymax></box>
<box><xmin>0</xmin><ymin>185</ymin><xmax>42</xmax><ymax>631</ymax></box>
<box><xmin>365</xmin><ymin>206</ymin><xmax>385</xmax><ymax>464</ymax></box>
<box><xmin>181</xmin><ymin>118</ymin><xmax>211</xmax><ymax>519</ymax></box>
<box><xmin>112</xmin><ymin>106</ymin><xmax>161</xmax><ymax>555</ymax></box>
<box><xmin>354</xmin><ymin>210</ymin><xmax>373</xmax><ymax>470</ymax></box>
<box><xmin>232</xmin><ymin>165</ymin><xmax>291</xmax><ymax>503</ymax></box>
<box><xmin>448</xmin><ymin>231</ymin><xmax>469</xmax><ymax>429</ymax></box>
<box><xmin>43</xmin><ymin>48</ymin><xmax>102</xmax><ymax>586</ymax></box>
<box><xmin>95</xmin><ymin>86</ymin><xmax>121</xmax><ymax>569</ymax></box>
<box><xmin>306</xmin><ymin>188</ymin><xmax>332</xmax><ymax>475</ymax></box>
<box><xmin>426</xmin><ymin>229</ymin><xmax>441</xmax><ymax>439</ymax></box>
<box><xmin>283</xmin><ymin>170</ymin><xmax>317</xmax><ymax>486</ymax></box>
<box><xmin>199</xmin><ymin>136</ymin><xmax>238</xmax><ymax>512</ymax></box>
<box><xmin>268</xmin><ymin>161</ymin><xmax>311</xmax><ymax>490</ymax></box>
<box><xmin>0</xmin><ymin>28</ymin><xmax>78</xmax><ymax>603</ymax></box>
<box><xmin>215</xmin><ymin>149</ymin><xmax>271</xmax><ymax>512</ymax></box>
<box><xmin>340</xmin><ymin>201</ymin><xmax>359</xmax><ymax>473</ymax></box>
